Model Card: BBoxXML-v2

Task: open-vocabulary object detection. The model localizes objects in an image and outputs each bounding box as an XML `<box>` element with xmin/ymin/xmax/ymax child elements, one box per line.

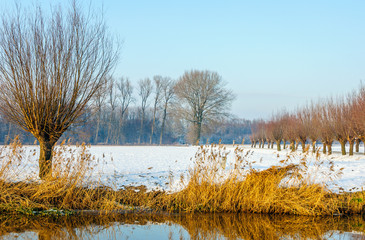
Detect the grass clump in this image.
<box><xmin>1</xmin><ymin>140</ymin><xmax>364</xmax><ymax>216</ymax></box>
<box><xmin>160</xmin><ymin>145</ymin><xmax>343</xmax><ymax>215</ymax></box>
<box><xmin>0</xmin><ymin>138</ymin><xmax>124</xmax><ymax>215</ymax></box>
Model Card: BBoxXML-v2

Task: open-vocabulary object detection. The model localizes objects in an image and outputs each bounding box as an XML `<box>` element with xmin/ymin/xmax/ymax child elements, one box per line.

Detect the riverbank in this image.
<box><xmin>1</xmin><ymin>140</ymin><xmax>365</xmax><ymax>216</ymax></box>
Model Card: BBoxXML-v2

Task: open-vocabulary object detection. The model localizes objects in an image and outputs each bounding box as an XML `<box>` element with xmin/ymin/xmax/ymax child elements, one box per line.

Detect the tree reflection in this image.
<box><xmin>0</xmin><ymin>213</ymin><xmax>364</xmax><ymax>239</ymax></box>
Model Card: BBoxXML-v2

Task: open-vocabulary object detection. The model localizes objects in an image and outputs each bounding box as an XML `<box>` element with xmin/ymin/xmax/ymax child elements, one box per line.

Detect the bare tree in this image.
<box><xmin>328</xmin><ymin>98</ymin><xmax>348</xmax><ymax>155</ymax></box>
<box><xmin>352</xmin><ymin>84</ymin><xmax>365</xmax><ymax>154</ymax></box>
<box><xmin>307</xmin><ymin>103</ymin><xmax>320</xmax><ymax>153</ymax></box>
<box><xmin>174</xmin><ymin>70</ymin><xmax>235</xmax><ymax>145</ymax></box>
<box><xmin>0</xmin><ymin>2</ymin><xmax>118</xmax><ymax>178</ymax></box>
<box><xmin>159</xmin><ymin>77</ymin><xmax>175</xmax><ymax>145</ymax></box>
<box><xmin>343</xmin><ymin>94</ymin><xmax>356</xmax><ymax>156</ymax></box>
<box><xmin>250</xmin><ymin>120</ymin><xmax>261</xmax><ymax>148</ymax></box>
<box><xmin>283</xmin><ymin>113</ymin><xmax>297</xmax><ymax>152</ymax></box>
<box><xmin>279</xmin><ymin>111</ymin><xmax>290</xmax><ymax>149</ymax></box>
<box><xmin>116</xmin><ymin>77</ymin><xmax>133</xmax><ymax>144</ymax></box>
<box><xmin>106</xmin><ymin>77</ymin><xmax>119</xmax><ymax>144</ymax></box>
<box><xmin>150</xmin><ymin>76</ymin><xmax>163</xmax><ymax>144</ymax></box>
<box><xmin>295</xmin><ymin>108</ymin><xmax>310</xmax><ymax>152</ymax></box>
<box><xmin>318</xmin><ymin>101</ymin><xmax>336</xmax><ymax>155</ymax></box>
<box><xmin>91</xmin><ymin>78</ymin><xmax>108</xmax><ymax>144</ymax></box>
<box><xmin>256</xmin><ymin>120</ymin><xmax>266</xmax><ymax>148</ymax></box>
<box><xmin>138</xmin><ymin>78</ymin><xmax>152</xmax><ymax>144</ymax></box>
<box><xmin>331</xmin><ymin>94</ymin><xmax>357</xmax><ymax>156</ymax></box>
<box><xmin>264</xmin><ymin>121</ymin><xmax>273</xmax><ymax>149</ymax></box>
<box><xmin>270</xmin><ymin>113</ymin><xmax>285</xmax><ymax>151</ymax></box>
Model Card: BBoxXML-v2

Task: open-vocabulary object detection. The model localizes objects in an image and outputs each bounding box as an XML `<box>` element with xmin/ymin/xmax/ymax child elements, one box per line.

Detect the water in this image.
<box><xmin>1</xmin><ymin>213</ymin><xmax>365</xmax><ymax>239</ymax></box>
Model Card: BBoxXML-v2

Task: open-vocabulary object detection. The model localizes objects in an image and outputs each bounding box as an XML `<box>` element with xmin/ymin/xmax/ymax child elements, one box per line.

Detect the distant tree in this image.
<box><xmin>264</xmin><ymin>121</ymin><xmax>273</xmax><ymax>149</ymax></box>
<box><xmin>174</xmin><ymin>70</ymin><xmax>235</xmax><ymax>145</ymax></box>
<box><xmin>279</xmin><ymin>111</ymin><xmax>291</xmax><ymax>149</ymax></box>
<box><xmin>207</xmin><ymin>118</ymin><xmax>251</xmax><ymax>144</ymax></box>
<box><xmin>150</xmin><ymin>76</ymin><xmax>163</xmax><ymax>144</ymax></box>
<box><xmin>106</xmin><ymin>77</ymin><xmax>119</xmax><ymax>144</ymax></box>
<box><xmin>270</xmin><ymin>113</ymin><xmax>285</xmax><ymax>151</ymax></box>
<box><xmin>306</xmin><ymin>103</ymin><xmax>320</xmax><ymax>153</ymax></box>
<box><xmin>92</xmin><ymin>79</ymin><xmax>108</xmax><ymax>144</ymax></box>
<box><xmin>327</xmin><ymin>98</ymin><xmax>349</xmax><ymax>155</ymax></box>
<box><xmin>116</xmin><ymin>77</ymin><xmax>133</xmax><ymax>144</ymax></box>
<box><xmin>249</xmin><ymin>135</ymin><xmax>255</xmax><ymax>147</ymax></box>
<box><xmin>343</xmin><ymin>94</ymin><xmax>357</xmax><ymax>156</ymax></box>
<box><xmin>295</xmin><ymin>109</ymin><xmax>310</xmax><ymax>152</ymax></box>
<box><xmin>0</xmin><ymin>2</ymin><xmax>118</xmax><ymax>178</ymax></box>
<box><xmin>318</xmin><ymin>101</ymin><xmax>336</xmax><ymax>155</ymax></box>
<box><xmin>255</xmin><ymin>120</ymin><xmax>266</xmax><ymax>148</ymax></box>
<box><xmin>285</xmin><ymin>114</ymin><xmax>298</xmax><ymax>152</ymax></box>
<box><xmin>138</xmin><ymin>78</ymin><xmax>152</xmax><ymax>144</ymax></box>
<box><xmin>159</xmin><ymin>77</ymin><xmax>175</xmax><ymax>145</ymax></box>
<box><xmin>250</xmin><ymin>120</ymin><xmax>261</xmax><ymax>148</ymax></box>
<box><xmin>351</xmin><ymin>84</ymin><xmax>365</xmax><ymax>154</ymax></box>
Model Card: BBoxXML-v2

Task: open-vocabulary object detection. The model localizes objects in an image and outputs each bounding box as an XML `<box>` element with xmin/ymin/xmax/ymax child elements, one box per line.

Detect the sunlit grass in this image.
<box><xmin>0</xmin><ymin>139</ymin><xmax>364</xmax><ymax>216</ymax></box>
<box><xmin>0</xmin><ymin>138</ymin><xmax>124</xmax><ymax>215</ymax></box>
<box><xmin>159</xmin><ymin>145</ymin><xmax>340</xmax><ymax>215</ymax></box>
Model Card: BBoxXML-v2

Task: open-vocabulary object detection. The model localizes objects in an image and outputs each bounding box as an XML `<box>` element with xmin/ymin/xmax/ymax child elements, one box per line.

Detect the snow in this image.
<box><xmin>87</xmin><ymin>146</ymin><xmax>199</xmax><ymax>190</ymax></box>
<box><xmin>2</xmin><ymin>144</ymin><xmax>365</xmax><ymax>193</ymax></box>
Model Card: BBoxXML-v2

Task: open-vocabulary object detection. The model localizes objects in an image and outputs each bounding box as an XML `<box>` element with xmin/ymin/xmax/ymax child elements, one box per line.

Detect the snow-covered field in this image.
<box><xmin>2</xmin><ymin>144</ymin><xmax>365</xmax><ymax>192</ymax></box>
<box><xmin>90</xmin><ymin>144</ymin><xmax>365</xmax><ymax>192</ymax></box>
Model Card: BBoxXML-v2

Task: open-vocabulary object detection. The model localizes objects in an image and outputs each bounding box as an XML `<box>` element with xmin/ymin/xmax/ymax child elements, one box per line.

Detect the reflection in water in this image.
<box><xmin>1</xmin><ymin>213</ymin><xmax>365</xmax><ymax>239</ymax></box>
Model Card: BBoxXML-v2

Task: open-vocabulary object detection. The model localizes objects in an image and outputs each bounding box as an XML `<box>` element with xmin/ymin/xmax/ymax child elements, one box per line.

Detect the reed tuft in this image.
<box><xmin>0</xmin><ymin>138</ymin><xmax>124</xmax><ymax>215</ymax></box>
<box><xmin>0</xmin><ymin>140</ymin><xmax>364</xmax><ymax>216</ymax></box>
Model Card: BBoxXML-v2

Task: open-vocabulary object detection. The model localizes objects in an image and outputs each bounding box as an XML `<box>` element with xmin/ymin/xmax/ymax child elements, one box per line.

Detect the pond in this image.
<box><xmin>1</xmin><ymin>213</ymin><xmax>365</xmax><ymax>240</ymax></box>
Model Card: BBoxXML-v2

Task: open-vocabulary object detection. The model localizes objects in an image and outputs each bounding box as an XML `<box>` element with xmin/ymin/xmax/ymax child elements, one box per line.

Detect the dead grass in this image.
<box><xmin>0</xmin><ymin>140</ymin><xmax>364</xmax><ymax>216</ymax></box>
<box><xmin>0</xmin><ymin>138</ymin><xmax>124</xmax><ymax>214</ymax></box>
<box><xmin>158</xmin><ymin>145</ymin><xmax>340</xmax><ymax>215</ymax></box>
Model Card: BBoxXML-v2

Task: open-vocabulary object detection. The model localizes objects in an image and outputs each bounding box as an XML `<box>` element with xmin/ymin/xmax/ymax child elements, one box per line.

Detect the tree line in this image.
<box><xmin>0</xmin><ymin>1</ymin><xmax>240</xmax><ymax>178</ymax></box>
<box><xmin>0</xmin><ymin>73</ymin><xmax>248</xmax><ymax>146</ymax></box>
<box><xmin>250</xmin><ymin>84</ymin><xmax>365</xmax><ymax>155</ymax></box>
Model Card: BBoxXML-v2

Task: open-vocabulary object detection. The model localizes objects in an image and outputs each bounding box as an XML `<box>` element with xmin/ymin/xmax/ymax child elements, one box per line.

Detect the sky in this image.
<box><xmin>1</xmin><ymin>0</ymin><xmax>364</xmax><ymax>120</ymax></box>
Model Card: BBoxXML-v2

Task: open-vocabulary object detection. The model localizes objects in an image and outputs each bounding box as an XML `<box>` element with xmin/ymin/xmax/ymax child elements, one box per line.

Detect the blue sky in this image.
<box><xmin>1</xmin><ymin>1</ymin><xmax>364</xmax><ymax>119</ymax></box>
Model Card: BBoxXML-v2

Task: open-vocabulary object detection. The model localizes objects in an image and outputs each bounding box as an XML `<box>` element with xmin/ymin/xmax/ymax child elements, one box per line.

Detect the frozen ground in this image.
<box><xmin>2</xmin><ymin>144</ymin><xmax>365</xmax><ymax>192</ymax></box>
<box><xmin>90</xmin><ymin>144</ymin><xmax>365</xmax><ymax>192</ymax></box>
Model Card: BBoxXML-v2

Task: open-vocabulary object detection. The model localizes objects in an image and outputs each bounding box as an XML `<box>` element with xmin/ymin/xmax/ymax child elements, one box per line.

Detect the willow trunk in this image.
<box><xmin>39</xmin><ymin>141</ymin><xmax>54</xmax><ymax>179</ymax></box>
<box><xmin>327</xmin><ymin>142</ymin><xmax>333</xmax><ymax>155</ymax></box>
<box><xmin>276</xmin><ymin>140</ymin><xmax>281</xmax><ymax>151</ymax></box>
<box><xmin>349</xmin><ymin>140</ymin><xmax>354</xmax><ymax>156</ymax></box>
<box><xmin>339</xmin><ymin>140</ymin><xmax>346</xmax><ymax>155</ymax></box>
<box><xmin>311</xmin><ymin>140</ymin><xmax>316</xmax><ymax>153</ymax></box>
<box><xmin>290</xmin><ymin>141</ymin><xmax>295</xmax><ymax>152</ymax></box>
<box><xmin>322</xmin><ymin>142</ymin><xmax>327</xmax><ymax>154</ymax></box>
<box><xmin>356</xmin><ymin>139</ymin><xmax>360</xmax><ymax>153</ymax></box>
<box><xmin>360</xmin><ymin>137</ymin><xmax>365</xmax><ymax>155</ymax></box>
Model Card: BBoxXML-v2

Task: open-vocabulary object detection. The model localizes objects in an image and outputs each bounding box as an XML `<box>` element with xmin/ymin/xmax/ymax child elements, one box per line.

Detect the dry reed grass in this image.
<box><xmin>158</xmin><ymin>144</ymin><xmax>349</xmax><ymax>215</ymax></box>
<box><xmin>0</xmin><ymin>140</ymin><xmax>364</xmax><ymax>216</ymax></box>
<box><xmin>0</xmin><ymin>138</ymin><xmax>124</xmax><ymax>214</ymax></box>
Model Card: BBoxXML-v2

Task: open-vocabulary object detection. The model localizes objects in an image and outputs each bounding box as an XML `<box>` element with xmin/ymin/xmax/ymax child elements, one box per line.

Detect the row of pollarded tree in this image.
<box><xmin>250</xmin><ymin>85</ymin><xmax>365</xmax><ymax>156</ymax></box>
